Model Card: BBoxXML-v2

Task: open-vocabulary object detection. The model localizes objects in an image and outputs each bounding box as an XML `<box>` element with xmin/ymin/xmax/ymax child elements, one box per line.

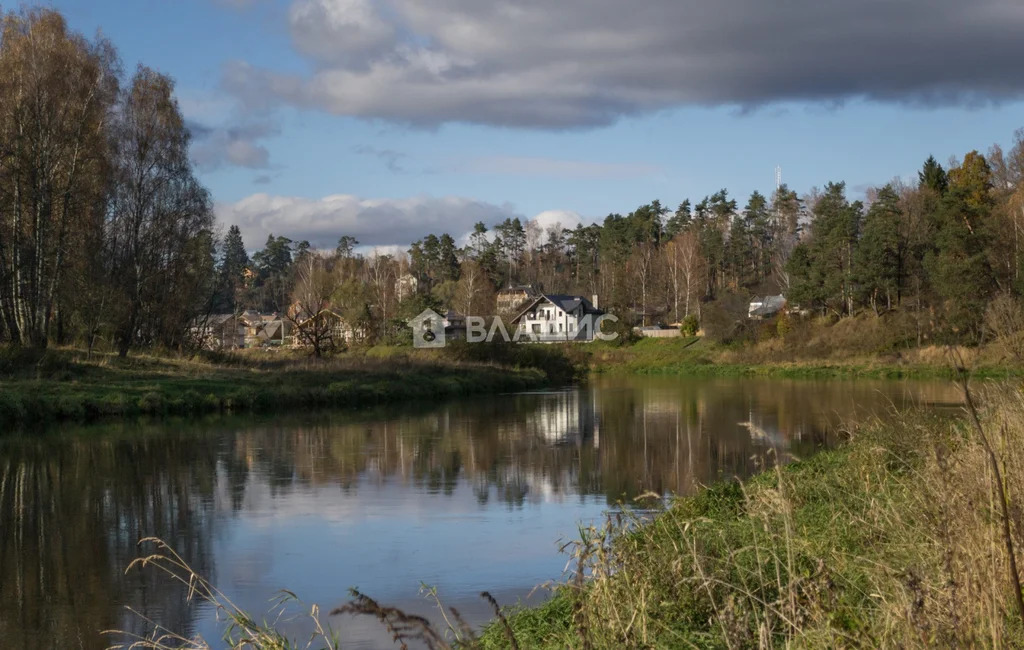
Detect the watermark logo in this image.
<box><xmin>409</xmin><ymin>310</ymin><xmax>618</xmax><ymax>348</ymax></box>
<box><xmin>411</xmin><ymin>308</ymin><xmax>446</xmax><ymax>349</ymax></box>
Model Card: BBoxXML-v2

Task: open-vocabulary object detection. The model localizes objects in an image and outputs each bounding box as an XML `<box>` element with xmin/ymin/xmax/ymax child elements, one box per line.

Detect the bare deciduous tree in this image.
<box><xmin>365</xmin><ymin>252</ymin><xmax>396</xmax><ymax>340</ymax></box>
<box><xmin>289</xmin><ymin>253</ymin><xmax>339</xmax><ymax>358</ymax></box>
<box><xmin>107</xmin><ymin>66</ymin><xmax>214</xmax><ymax>357</ymax></box>
<box><xmin>455</xmin><ymin>259</ymin><xmax>495</xmax><ymax>316</ymax></box>
<box><xmin>664</xmin><ymin>230</ymin><xmax>705</xmax><ymax>322</ymax></box>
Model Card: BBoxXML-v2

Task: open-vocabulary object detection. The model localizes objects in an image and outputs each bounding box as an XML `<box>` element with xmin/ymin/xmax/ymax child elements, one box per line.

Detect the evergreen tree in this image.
<box><xmin>665</xmin><ymin>200</ymin><xmax>692</xmax><ymax>238</ymax></box>
<box><xmin>787</xmin><ymin>182</ymin><xmax>861</xmax><ymax>315</ymax></box>
<box><xmin>927</xmin><ymin>152</ymin><xmax>996</xmax><ymax>336</ymax></box>
<box><xmin>468</xmin><ymin>222</ymin><xmax>489</xmax><ymax>260</ymax></box>
<box><xmin>725</xmin><ymin>213</ymin><xmax>750</xmax><ymax>288</ymax></box>
<box><xmin>855</xmin><ymin>185</ymin><xmax>903</xmax><ymax>312</ymax></box>
<box><xmin>743</xmin><ymin>191</ymin><xmax>772</xmax><ymax>281</ymax></box>
<box><xmin>335</xmin><ymin>235</ymin><xmax>358</xmax><ymax>258</ymax></box>
<box><xmin>217</xmin><ymin>225</ymin><xmax>249</xmax><ymax>312</ymax></box>
<box><xmin>251</xmin><ymin>235</ymin><xmax>294</xmax><ymax>311</ymax></box>
<box><xmin>919</xmin><ymin>155</ymin><xmax>949</xmax><ymax>194</ymax></box>
<box><xmin>438</xmin><ymin>234</ymin><xmax>460</xmax><ymax>282</ymax></box>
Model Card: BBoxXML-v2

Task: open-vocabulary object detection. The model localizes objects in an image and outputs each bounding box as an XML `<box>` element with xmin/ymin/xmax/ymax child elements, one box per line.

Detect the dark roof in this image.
<box><xmin>207</xmin><ymin>314</ymin><xmax>236</xmax><ymax>326</ymax></box>
<box><xmin>543</xmin><ymin>294</ymin><xmax>602</xmax><ymax>315</ymax></box>
<box><xmin>750</xmin><ymin>295</ymin><xmax>786</xmax><ymax>317</ymax></box>
<box><xmin>258</xmin><ymin>319</ymin><xmax>291</xmax><ymax>339</ymax></box>
<box><xmin>512</xmin><ymin>294</ymin><xmax>604</xmax><ymax>323</ymax></box>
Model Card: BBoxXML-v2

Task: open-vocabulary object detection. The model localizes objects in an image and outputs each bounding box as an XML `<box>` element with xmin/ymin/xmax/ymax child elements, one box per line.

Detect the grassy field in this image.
<box><xmin>0</xmin><ymin>345</ymin><xmax>557</xmax><ymax>428</ymax></box>
<box><xmin>586</xmin><ymin>336</ymin><xmax>1024</xmax><ymax>380</ymax></box>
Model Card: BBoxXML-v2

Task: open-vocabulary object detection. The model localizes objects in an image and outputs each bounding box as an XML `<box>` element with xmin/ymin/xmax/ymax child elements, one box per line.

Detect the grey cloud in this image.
<box><xmin>288</xmin><ymin>0</ymin><xmax>397</xmax><ymax>66</ymax></box>
<box><xmin>222</xmin><ymin>0</ymin><xmax>1024</xmax><ymax>128</ymax></box>
<box><xmin>190</xmin><ymin>120</ymin><xmax>278</xmax><ymax>171</ymax></box>
<box><xmin>216</xmin><ymin>192</ymin><xmax>522</xmax><ymax>249</ymax></box>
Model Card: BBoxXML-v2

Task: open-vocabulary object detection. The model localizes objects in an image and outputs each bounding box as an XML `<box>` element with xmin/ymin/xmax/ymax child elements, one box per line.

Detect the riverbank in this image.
<box><xmin>478</xmin><ymin>381</ymin><xmax>1024</xmax><ymax>648</ymax></box>
<box><xmin>3</xmin><ymin>337</ymin><xmax>1018</xmax><ymax>428</ymax></box>
<box><xmin>587</xmin><ymin>336</ymin><xmax>1024</xmax><ymax>379</ymax></box>
<box><xmin>0</xmin><ymin>346</ymin><xmax>553</xmax><ymax>428</ymax></box>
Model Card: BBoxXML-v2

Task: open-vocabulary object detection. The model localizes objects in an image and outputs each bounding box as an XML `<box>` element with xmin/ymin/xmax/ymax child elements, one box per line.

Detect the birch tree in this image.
<box><xmin>0</xmin><ymin>9</ymin><xmax>117</xmax><ymax>347</ymax></box>
<box><xmin>106</xmin><ymin>66</ymin><xmax>214</xmax><ymax>356</ymax></box>
<box><xmin>664</xmin><ymin>230</ymin><xmax>705</xmax><ymax>322</ymax></box>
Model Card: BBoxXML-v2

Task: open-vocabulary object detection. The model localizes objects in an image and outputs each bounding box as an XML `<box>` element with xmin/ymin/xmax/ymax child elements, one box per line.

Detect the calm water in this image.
<box><xmin>0</xmin><ymin>376</ymin><xmax>962</xmax><ymax>648</ymax></box>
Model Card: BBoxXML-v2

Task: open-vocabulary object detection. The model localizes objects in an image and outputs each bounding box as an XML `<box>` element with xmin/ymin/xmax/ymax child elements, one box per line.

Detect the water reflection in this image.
<box><xmin>0</xmin><ymin>377</ymin><xmax>961</xmax><ymax>648</ymax></box>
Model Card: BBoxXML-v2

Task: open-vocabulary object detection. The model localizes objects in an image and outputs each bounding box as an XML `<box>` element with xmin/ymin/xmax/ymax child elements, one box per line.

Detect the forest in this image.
<box><xmin>204</xmin><ymin>135</ymin><xmax>1024</xmax><ymax>352</ymax></box>
<box><xmin>3</xmin><ymin>7</ymin><xmax>1024</xmax><ymax>356</ymax></box>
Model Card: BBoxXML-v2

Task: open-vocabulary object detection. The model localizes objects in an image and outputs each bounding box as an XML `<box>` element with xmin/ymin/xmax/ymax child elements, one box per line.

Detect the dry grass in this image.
<box><xmin>104</xmin><ymin>538</ymin><xmax>340</xmax><ymax>649</ymax></box>
<box><xmin>108</xmin><ymin>539</ymin><xmax>519</xmax><ymax>650</ymax></box>
<box><xmin>483</xmin><ymin>380</ymin><xmax>1024</xmax><ymax>648</ymax></box>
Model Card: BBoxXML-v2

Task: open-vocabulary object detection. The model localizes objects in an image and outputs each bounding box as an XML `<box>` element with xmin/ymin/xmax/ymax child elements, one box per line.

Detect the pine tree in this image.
<box><xmin>919</xmin><ymin>155</ymin><xmax>949</xmax><ymax>194</ymax></box>
<box><xmin>787</xmin><ymin>182</ymin><xmax>861</xmax><ymax>315</ymax></box>
<box><xmin>855</xmin><ymin>185</ymin><xmax>903</xmax><ymax>312</ymax></box>
<box><xmin>665</xmin><ymin>200</ymin><xmax>692</xmax><ymax>238</ymax></box>
<box><xmin>927</xmin><ymin>152</ymin><xmax>996</xmax><ymax>336</ymax></box>
<box><xmin>217</xmin><ymin>225</ymin><xmax>249</xmax><ymax>312</ymax></box>
<box><xmin>743</xmin><ymin>191</ymin><xmax>772</xmax><ymax>281</ymax></box>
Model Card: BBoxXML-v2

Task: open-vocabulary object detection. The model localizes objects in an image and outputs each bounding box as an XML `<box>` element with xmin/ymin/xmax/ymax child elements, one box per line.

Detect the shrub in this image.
<box><xmin>776</xmin><ymin>311</ymin><xmax>792</xmax><ymax>337</ymax></box>
<box><xmin>137</xmin><ymin>391</ymin><xmax>165</xmax><ymax>414</ymax></box>
<box><xmin>680</xmin><ymin>314</ymin><xmax>700</xmax><ymax>336</ymax></box>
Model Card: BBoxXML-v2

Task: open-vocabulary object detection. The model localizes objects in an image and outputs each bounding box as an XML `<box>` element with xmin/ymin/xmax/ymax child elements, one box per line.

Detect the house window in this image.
<box><xmin>569</xmin><ymin>323</ymin><xmax>575</xmax><ymax>332</ymax></box>
<box><xmin>559</xmin><ymin>323</ymin><xmax>563</xmax><ymax>332</ymax></box>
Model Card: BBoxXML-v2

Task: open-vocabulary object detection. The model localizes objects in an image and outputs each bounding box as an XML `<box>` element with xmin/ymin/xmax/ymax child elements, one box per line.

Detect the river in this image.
<box><xmin>0</xmin><ymin>375</ymin><xmax>962</xmax><ymax>648</ymax></box>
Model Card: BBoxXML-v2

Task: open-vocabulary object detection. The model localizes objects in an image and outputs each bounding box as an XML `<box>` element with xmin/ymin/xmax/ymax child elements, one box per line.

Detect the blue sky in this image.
<box><xmin>49</xmin><ymin>0</ymin><xmax>1024</xmax><ymax>250</ymax></box>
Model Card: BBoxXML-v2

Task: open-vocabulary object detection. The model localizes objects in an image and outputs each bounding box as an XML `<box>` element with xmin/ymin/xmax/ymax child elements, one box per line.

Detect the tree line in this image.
<box><xmin>220</xmin><ymin>127</ymin><xmax>1024</xmax><ymax>350</ymax></box>
<box><xmin>4</xmin><ymin>7</ymin><xmax>1024</xmax><ymax>354</ymax></box>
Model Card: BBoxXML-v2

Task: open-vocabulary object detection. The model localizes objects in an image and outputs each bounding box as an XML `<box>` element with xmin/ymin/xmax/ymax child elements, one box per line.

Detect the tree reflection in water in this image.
<box><xmin>0</xmin><ymin>377</ymin><xmax>960</xmax><ymax>648</ymax></box>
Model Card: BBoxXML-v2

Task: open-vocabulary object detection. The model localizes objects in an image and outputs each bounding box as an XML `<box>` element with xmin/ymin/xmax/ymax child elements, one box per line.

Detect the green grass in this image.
<box><xmin>0</xmin><ymin>346</ymin><xmax>549</xmax><ymax>429</ymax></box>
<box><xmin>586</xmin><ymin>336</ymin><xmax>1024</xmax><ymax>380</ymax></box>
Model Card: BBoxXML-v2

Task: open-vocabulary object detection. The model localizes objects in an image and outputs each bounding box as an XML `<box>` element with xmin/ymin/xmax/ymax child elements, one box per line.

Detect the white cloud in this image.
<box><xmin>530</xmin><ymin>210</ymin><xmax>583</xmax><ymax>232</ymax></box>
<box><xmin>216</xmin><ymin>192</ymin><xmax>523</xmax><ymax>250</ymax></box>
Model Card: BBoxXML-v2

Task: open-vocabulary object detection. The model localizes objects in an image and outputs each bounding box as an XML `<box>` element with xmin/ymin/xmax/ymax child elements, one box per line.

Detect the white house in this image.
<box><xmin>513</xmin><ymin>294</ymin><xmax>604</xmax><ymax>342</ymax></box>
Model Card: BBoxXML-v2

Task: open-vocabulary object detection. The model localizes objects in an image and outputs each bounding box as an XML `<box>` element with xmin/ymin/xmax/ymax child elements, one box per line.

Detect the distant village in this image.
<box><xmin>192</xmin><ymin>276</ymin><xmax>788</xmax><ymax>351</ymax></box>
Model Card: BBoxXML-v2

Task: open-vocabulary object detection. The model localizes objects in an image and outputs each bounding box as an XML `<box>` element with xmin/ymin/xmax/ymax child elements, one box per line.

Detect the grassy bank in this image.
<box><xmin>587</xmin><ymin>336</ymin><xmax>1024</xmax><ymax>379</ymax></box>
<box><xmin>476</xmin><ymin>382</ymin><xmax>1024</xmax><ymax>648</ymax></box>
<box><xmin>0</xmin><ymin>345</ymin><xmax>557</xmax><ymax>428</ymax></box>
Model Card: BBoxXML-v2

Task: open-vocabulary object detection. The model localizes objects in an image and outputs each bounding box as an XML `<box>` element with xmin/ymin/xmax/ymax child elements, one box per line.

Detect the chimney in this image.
<box><xmin>591</xmin><ymin>294</ymin><xmax>599</xmax><ymax>310</ymax></box>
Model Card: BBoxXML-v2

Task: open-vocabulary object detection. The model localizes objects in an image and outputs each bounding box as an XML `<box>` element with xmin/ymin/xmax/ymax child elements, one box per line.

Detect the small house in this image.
<box><xmin>497</xmin><ymin>284</ymin><xmax>539</xmax><ymax>315</ymax></box>
<box><xmin>443</xmin><ymin>308</ymin><xmax>468</xmax><ymax>341</ymax></box>
<box><xmin>749</xmin><ymin>295</ymin><xmax>787</xmax><ymax>320</ymax></box>
<box><xmin>513</xmin><ymin>294</ymin><xmax>604</xmax><ymax>342</ymax></box>
<box><xmin>191</xmin><ymin>314</ymin><xmax>245</xmax><ymax>350</ymax></box>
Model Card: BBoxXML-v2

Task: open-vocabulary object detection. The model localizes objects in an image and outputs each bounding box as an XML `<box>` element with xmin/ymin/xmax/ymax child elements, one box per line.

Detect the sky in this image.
<box><xmin>48</xmin><ymin>0</ymin><xmax>1024</xmax><ymax>252</ymax></box>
